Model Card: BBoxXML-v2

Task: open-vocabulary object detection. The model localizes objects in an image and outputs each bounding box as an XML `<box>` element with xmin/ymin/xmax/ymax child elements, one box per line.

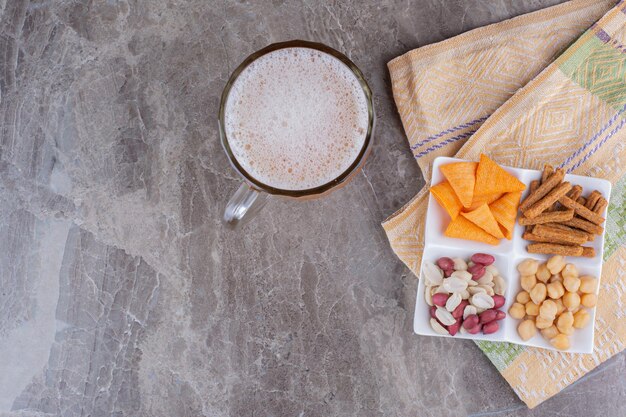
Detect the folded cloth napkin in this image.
<box><xmin>383</xmin><ymin>0</ymin><xmax>625</xmax><ymax>409</ymax></box>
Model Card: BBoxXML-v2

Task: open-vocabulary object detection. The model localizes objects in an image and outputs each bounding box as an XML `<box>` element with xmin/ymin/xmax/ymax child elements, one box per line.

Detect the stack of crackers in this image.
<box><xmin>430</xmin><ymin>154</ymin><xmax>526</xmax><ymax>245</ymax></box>
<box><xmin>518</xmin><ymin>164</ymin><xmax>607</xmax><ymax>258</ymax></box>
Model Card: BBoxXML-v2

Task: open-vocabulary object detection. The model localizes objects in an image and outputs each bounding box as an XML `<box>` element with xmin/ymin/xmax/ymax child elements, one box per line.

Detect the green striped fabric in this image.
<box><xmin>476</xmin><ymin>19</ymin><xmax>626</xmax><ymax>378</ymax></box>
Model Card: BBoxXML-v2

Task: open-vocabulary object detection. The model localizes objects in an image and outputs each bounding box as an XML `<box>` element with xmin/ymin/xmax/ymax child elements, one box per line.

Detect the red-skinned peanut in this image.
<box><xmin>452</xmin><ymin>301</ymin><xmax>469</xmax><ymax>319</ymax></box>
<box><xmin>463</xmin><ymin>314</ymin><xmax>479</xmax><ymax>329</ymax></box>
<box><xmin>468</xmin><ymin>264</ymin><xmax>485</xmax><ymax>280</ymax></box>
<box><xmin>492</xmin><ymin>295</ymin><xmax>505</xmax><ymax>309</ymax></box>
<box><xmin>483</xmin><ymin>321</ymin><xmax>499</xmax><ymax>334</ymax></box>
<box><xmin>436</xmin><ymin>257</ymin><xmax>454</xmax><ymax>271</ymax></box>
<box><xmin>432</xmin><ymin>293</ymin><xmax>449</xmax><ymax>307</ymax></box>
<box><xmin>467</xmin><ymin>324</ymin><xmax>482</xmax><ymax>334</ymax></box>
<box><xmin>479</xmin><ymin>310</ymin><xmax>498</xmax><ymax>324</ymax></box>
<box><xmin>471</xmin><ymin>253</ymin><xmax>495</xmax><ymax>266</ymax></box>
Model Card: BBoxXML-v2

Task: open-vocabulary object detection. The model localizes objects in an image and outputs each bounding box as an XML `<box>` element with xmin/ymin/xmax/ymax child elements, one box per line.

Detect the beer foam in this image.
<box><xmin>224</xmin><ymin>47</ymin><xmax>369</xmax><ymax>191</ymax></box>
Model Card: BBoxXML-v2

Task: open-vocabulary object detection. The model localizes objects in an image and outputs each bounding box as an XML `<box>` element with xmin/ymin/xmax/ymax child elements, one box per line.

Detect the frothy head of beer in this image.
<box><xmin>224</xmin><ymin>47</ymin><xmax>369</xmax><ymax>191</ymax></box>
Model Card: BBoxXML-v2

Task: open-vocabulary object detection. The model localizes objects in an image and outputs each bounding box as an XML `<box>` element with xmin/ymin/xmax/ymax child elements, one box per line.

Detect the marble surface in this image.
<box><xmin>0</xmin><ymin>1</ymin><xmax>624</xmax><ymax>416</ymax></box>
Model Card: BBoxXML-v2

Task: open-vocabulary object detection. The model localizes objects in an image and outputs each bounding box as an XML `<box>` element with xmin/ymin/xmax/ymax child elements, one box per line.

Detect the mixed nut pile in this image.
<box><xmin>508</xmin><ymin>256</ymin><xmax>598</xmax><ymax>350</ymax></box>
<box><xmin>423</xmin><ymin>253</ymin><xmax>507</xmax><ymax>336</ymax></box>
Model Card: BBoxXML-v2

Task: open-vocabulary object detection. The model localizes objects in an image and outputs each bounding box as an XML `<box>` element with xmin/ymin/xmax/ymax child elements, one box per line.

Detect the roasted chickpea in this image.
<box><xmin>547</xmin><ymin>256</ymin><xmax>566</xmax><ymax>275</ymax></box>
<box><xmin>547</xmin><ymin>281</ymin><xmax>565</xmax><ymax>299</ymax></box>
<box><xmin>573</xmin><ymin>309</ymin><xmax>591</xmax><ymax>328</ymax></box>
<box><xmin>536</xmin><ymin>264</ymin><xmax>551</xmax><ymax>283</ymax></box>
<box><xmin>550</xmin><ymin>333</ymin><xmax>570</xmax><ymax>350</ymax></box>
<box><xmin>549</xmin><ymin>274</ymin><xmax>563</xmax><ymax>283</ymax></box>
<box><xmin>563</xmin><ymin>292</ymin><xmax>581</xmax><ymax>311</ymax></box>
<box><xmin>509</xmin><ymin>302</ymin><xmax>526</xmax><ymax>320</ymax></box>
<box><xmin>581</xmin><ymin>293</ymin><xmax>597</xmax><ymax>308</ymax></box>
<box><xmin>525</xmin><ymin>302</ymin><xmax>540</xmax><ymax>316</ymax></box>
<box><xmin>563</xmin><ymin>275</ymin><xmax>581</xmax><ymax>293</ymax></box>
<box><xmin>557</xmin><ymin>311</ymin><xmax>574</xmax><ymax>335</ymax></box>
<box><xmin>516</xmin><ymin>291</ymin><xmax>531</xmax><ymax>304</ymax></box>
<box><xmin>518</xmin><ymin>319</ymin><xmax>537</xmax><ymax>341</ymax></box>
<box><xmin>539</xmin><ymin>300</ymin><xmax>557</xmax><ymax>319</ymax></box>
<box><xmin>521</xmin><ymin>275</ymin><xmax>537</xmax><ymax>292</ymax></box>
<box><xmin>540</xmin><ymin>325</ymin><xmax>559</xmax><ymax>340</ymax></box>
<box><xmin>536</xmin><ymin>316</ymin><xmax>553</xmax><ymax>329</ymax></box>
<box><xmin>517</xmin><ymin>259</ymin><xmax>539</xmax><ymax>276</ymax></box>
<box><xmin>579</xmin><ymin>276</ymin><xmax>598</xmax><ymax>294</ymax></box>
<box><xmin>530</xmin><ymin>283</ymin><xmax>547</xmax><ymax>305</ymax></box>
<box><xmin>561</xmin><ymin>263</ymin><xmax>578</xmax><ymax>280</ymax></box>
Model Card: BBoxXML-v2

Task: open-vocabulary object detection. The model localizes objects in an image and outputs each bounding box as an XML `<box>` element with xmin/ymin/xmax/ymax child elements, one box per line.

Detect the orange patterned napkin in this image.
<box><xmin>383</xmin><ymin>0</ymin><xmax>626</xmax><ymax>408</ymax></box>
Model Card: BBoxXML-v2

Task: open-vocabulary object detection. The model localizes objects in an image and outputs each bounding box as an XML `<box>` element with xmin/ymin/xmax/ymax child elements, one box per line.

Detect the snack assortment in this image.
<box><xmin>417</xmin><ymin>156</ymin><xmax>608</xmax><ymax>352</ymax></box>
<box><xmin>519</xmin><ymin>164</ymin><xmax>607</xmax><ymax>257</ymax></box>
<box><xmin>423</xmin><ymin>253</ymin><xmax>507</xmax><ymax>336</ymax></box>
<box><xmin>430</xmin><ymin>154</ymin><xmax>525</xmax><ymax>245</ymax></box>
<box><xmin>508</xmin><ymin>256</ymin><xmax>598</xmax><ymax>350</ymax></box>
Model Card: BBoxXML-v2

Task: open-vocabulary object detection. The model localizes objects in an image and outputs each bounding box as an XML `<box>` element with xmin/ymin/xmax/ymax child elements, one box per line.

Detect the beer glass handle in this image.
<box><xmin>223</xmin><ymin>183</ymin><xmax>269</xmax><ymax>227</ymax></box>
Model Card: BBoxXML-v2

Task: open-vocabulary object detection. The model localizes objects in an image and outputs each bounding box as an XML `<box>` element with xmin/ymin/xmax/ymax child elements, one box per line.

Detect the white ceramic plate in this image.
<box><xmin>413</xmin><ymin>157</ymin><xmax>612</xmax><ymax>353</ymax></box>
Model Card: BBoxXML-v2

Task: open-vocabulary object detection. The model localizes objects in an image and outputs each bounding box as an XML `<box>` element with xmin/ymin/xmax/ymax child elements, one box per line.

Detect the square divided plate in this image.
<box><xmin>413</xmin><ymin>157</ymin><xmax>612</xmax><ymax>353</ymax></box>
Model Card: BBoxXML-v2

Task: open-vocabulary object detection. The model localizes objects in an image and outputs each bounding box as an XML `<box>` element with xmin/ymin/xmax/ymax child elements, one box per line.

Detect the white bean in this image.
<box><xmin>493</xmin><ymin>275</ymin><xmax>507</xmax><ymax>296</ymax></box>
<box><xmin>485</xmin><ymin>264</ymin><xmax>499</xmax><ymax>277</ymax></box>
<box><xmin>430</xmin><ymin>318</ymin><xmax>448</xmax><ymax>335</ymax></box>
<box><xmin>423</xmin><ymin>261</ymin><xmax>443</xmax><ymax>286</ymax></box>
<box><xmin>433</xmin><ymin>286</ymin><xmax>448</xmax><ymax>294</ymax></box>
<box><xmin>435</xmin><ymin>307</ymin><xmax>456</xmax><ymax>326</ymax></box>
<box><xmin>445</xmin><ymin>293</ymin><xmax>462</xmax><ymax>312</ymax></box>
<box><xmin>477</xmin><ymin>271</ymin><xmax>494</xmax><ymax>286</ymax></box>
<box><xmin>470</xmin><ymin>293</ymin><xmax>495</xmax><ymax>309</ymax></box>
<box><xmin>453</xmin><ymin>257</ymin><xmax>468</xmax><ymax>271</ymax></box>
<box><xmin>451</xmin><ymin>270</ymin><xmax>472</xmax><ymax>281</ymax></box>
<box><xmin>442</xmin><ymin>277</ymin><xmax>468</xmax><ymax>293</ymax></box>
<box><xmin>478</xmin><ymin>284</ymin><xmax>495</xmax><ymax>296</ymax></box>
<box><xmin>468</xmin><ymin>286</ymin><xmax>486</xmax><ymax>295</ymax></box>
<box><xmin>463</xmin><ymin>305</ymin><xmax>477</xmax><ymax>320</ymax></box>
<box><xmin>424</xmin><ymin>286</ymin><xmax>433</xmax><ymax>306</ymax></box>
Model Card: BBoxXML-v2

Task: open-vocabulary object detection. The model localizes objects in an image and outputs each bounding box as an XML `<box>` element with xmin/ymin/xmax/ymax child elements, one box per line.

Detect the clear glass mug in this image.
<box><xmin>218</xmin><ymin>40</ymin><xmax>375</xmax><ymax>226</ymax></box>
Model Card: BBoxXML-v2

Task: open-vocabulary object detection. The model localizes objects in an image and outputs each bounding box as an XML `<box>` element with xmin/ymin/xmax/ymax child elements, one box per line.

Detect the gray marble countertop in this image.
<box><xmin>1</xmin><ymin>1</ymin><xmax>624</xmax><ymax>416</ymax></box>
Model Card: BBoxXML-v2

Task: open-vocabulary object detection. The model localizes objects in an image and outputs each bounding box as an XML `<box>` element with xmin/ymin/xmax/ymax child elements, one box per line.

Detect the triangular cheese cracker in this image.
<box><xmin>468</xmin><ymin>192</ymin><xmax>503</xmax><ymax>211</ymax></box>
<box><xmin>499</xmin><ymin>224</ymin><xmax>512</xmax><ymax>240</ymax></box>
<box><xmin>489</xmin><ymin>191</ymin><xmax>523</xmax><ymax>240</ymax></box>
<box><xmin>430</xmin><ymin>181</ymin><xmax>463</xmax><ymax>220</ymax></box>
<box><xmin>444</xmin><ymin>215</ymin><xmax>500</xmax><ymax>245</ymax></box>
<box><xmin>461</xmin><ymin>204</ymin><xmax>505</xmax><ymax>239</ymax></box>
<box><xmin>474</xmin><ymin>154</ymin><xmax>525</xmax><ymax>197</ymax></box>
<box><xmin>440</xmin><ymin>162</ymin><xmax>477</xmax><ymax>208</ymax></box>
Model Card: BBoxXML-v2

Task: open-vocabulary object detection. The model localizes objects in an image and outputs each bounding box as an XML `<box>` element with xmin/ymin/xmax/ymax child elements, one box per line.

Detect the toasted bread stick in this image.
<box><xmin>541</xmin><ymin>164</ymin><xmax>554</xmax><ymax>183</ymax></box>
<box><xmin>543</xmin><ymin>222</ymin><xmax>574</xmax><ymax>231</ymax></box>
<box><xmin>560</xmin><ymin>217</ymin><xmax>604</xmax><ymax>235</ymax></box>
<box><xmin>527</xmin><ymin>243</ymin><xmax>584</xmax><ymax>256</ymax></box>
<box><xmin>518</xmin><ymin>209</ymin><xmax>574</xmax><ymax>226</ymax></box>
<box><xmin>525</xmin><ymin>180</ymin><xmax>540</xmax><ymax>233</ymax></box>
<box><xmin>567</xmin><ymin>185</ymin><xmax>583</xmax><ymax>201</ymax></box>
<box><xmin>541</xmin><ymin>165</ymin><xmax>559</xmax><ymax>211</ymax></box>
<box><xmin>522</xmin><ymin>232</ymin><xmax>578</xmax><ymax>246</ymax></box>
<box><xmin>547</xmin><ymin>202</ymin><xmax>559</xmax><ymax>213</ymax></box>
<box><xmin>542</xmin><ymin>222</ymin><xmax>594</xmax><ymax>240</ymax></box>
<box><xmin>519</xmin><ymin>168</ymin><xmax>565</xmax><ymax>212</ymax></box>
<box><xmin>582</xmin><ymin>247</ymin><xmax>596</xmax><ymax>258</ymax></box>
<box><xmin>585</xmin><ymin>191</ymin><xmax>601</xmax><ymax>210</ymax></box>
<box><xmin>523</xmin><ymin>182</ymin><xmax>572</xmax><ymax>218</ymax></box>
<box><xmin>576</xmin><ymin>196</ymin><xmax>586</xmax><ymax>206</ymax></box>
<box><xmin>559</xmin><ymin>196</ymin><xmax>605</xmax><ymax>225</ymax></box>
<box><xmin>593</xmin><ymin>197</ymin><xmax>608</xmax><ymax>214</ymax></box>
<box><xmin>533</xmin><ymin>223</ymin><xmax>588</xmax><ymax>245</ymax></box>
<box><xmin>529</xmin><ymin>180</ymin><xmax>539</xmax><ymax>193</ymax></box>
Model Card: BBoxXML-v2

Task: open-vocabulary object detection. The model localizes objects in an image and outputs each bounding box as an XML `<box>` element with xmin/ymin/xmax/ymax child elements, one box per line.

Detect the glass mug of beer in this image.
<box><xmin>219</xmin><ymin>40</ymin><xmax>375</xmax><ymax>226</ymax></box>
